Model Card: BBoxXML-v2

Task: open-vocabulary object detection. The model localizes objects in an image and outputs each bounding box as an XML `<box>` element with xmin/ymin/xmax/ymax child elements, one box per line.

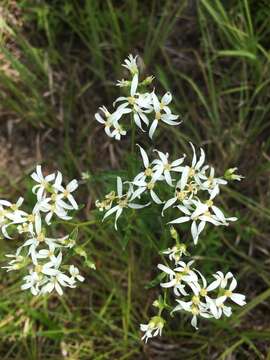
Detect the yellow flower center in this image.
<box><xmin>188</xmin><ymin>168</ymin><xmax>195</xmax><ymax>177</ymax></box>
<box><xmin>144</xmin><ymin>168</ymin><xmax>152</xmax><ymax>177</ymax></box>
<box><xmin>191</xmin><ymin>305</ymin><xmax>199</xmax><ymax>315</ymax></box>
<box><xmin>27</xmin><ymin>214</ymin><xmax>34</xmax><ymax>222</ymax></box>
<box><xmin>147</xmin><ymin>182</ymin><xmax>155</xmax><ymax>190</ymax></box>
<box><xmin>35</xmin><ymin>265</ymin><xmax>43</xmax><ymax>273</ymax></box>
<box><xmin>118</xmin><ymin>198</ymin><xmax>128</xmax><ymax>208</ymax></box>
<box><xmin>200</xmin><ymin>288</ymin><xmax>207</xmax><ymax>297</ymax></box>
<box><xmin>206</xmin><ymin>200</ymin><xmax>213</xmax><ymax>207</ymax></box>
<box><xmin>127</xmin><ymin>96</ymin><xmax>135</xmax><ymax>105</ymax></box>
<box><xmin>37</xmin><ymin>232</ymin><xmax>45</xmax><ymax>242</ymax></box>
<box><xmin>176</xmin><ymin>191</ymin><xmax>186</xmax><ymax>201</ymax></box>
<box><xmin>63</xmin><ymin>190</ymin><xmax>69</xmax><ymax>197</ymax></box>
<box><xmin>225</xmin><ymin>290</ymin><xmax>232</xmax><ymax>297</ymax></box>
<box><xmin>175</xmin><ymin>273</ymin><xmax>182</xmax><ymax>283</ymax></box>
<box><xmin>164</xmin><ymin>163</ymin><xmax>171</xmax><ymax>171</ymax></box>
<box><xmin>192</xmin><ymin>296</ymin><xmax>200</xmax><ymax>305</ymax></box>
<box><xmin>51</xmin><ymin>193</ymin><xmax>57</xmax><ymax>201</ymax></box>
<box><xmin>155</xmin><ymin>111</ymin><xmax>161</xmax><ymax>120</ymax></box>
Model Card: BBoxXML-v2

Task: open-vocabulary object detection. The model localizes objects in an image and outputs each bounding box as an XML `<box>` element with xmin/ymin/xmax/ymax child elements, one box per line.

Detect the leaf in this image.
<box><xmin>145</xmin><ymin>272</ymin><xmax>166</xmax><ymax>289</ymax></box>
<box><xmin>69</xmin><ymin>226</ymin><xmax>78</xmax><ymax>242</ymax></box>
<box><xmin>217</xmin><ymin>50</ymin><xmax>256</xmax><ymax>60</ymax></box>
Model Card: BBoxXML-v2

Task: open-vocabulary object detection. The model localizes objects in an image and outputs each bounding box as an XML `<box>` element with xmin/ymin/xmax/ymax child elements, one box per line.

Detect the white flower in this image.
<box><xmin>172</xmin><ymin>298</ymin><xmax>212</xmax><ymax>330</ymax></box>
<box><xmin>162</xmin><ymin>175</ymin><xmax>200</xmax><ymax>215</ymax></box>
<box><xmin>21</xmin><ymin>270</ymin><xmax>43</xmax><ymax>296</ymax></box>
<box><xmin>17</xmin><ymin>215</ymin><xmax>35</xmax><ymax>235</ymax></box>
<box><xmin>2</xmin><ymin>246</ymin><xmax>25</xmax><ymax>272</ymax></box>
<box><xmin>53</xmin><ymin>171</ymin><xmax>79</xmax><ymax>210</ymax></box>
<box><xmin>149</xmin><ymin>92</ymin><xmax>181</xmax><ymax>139</ymax></box>
<box><xmin>35</xmin><ymin>196</ymin><xmax>73</xmax><ymax>224</ymax></box>
<box><xmin>41</xmin><ymin>271</ymin><xmax>74</xmax><ymax>296</ymax></box>
<box><xmin>162</xmin><ymin>183</ymin><xmax>197</xmax><ymax>215</ymax></box>
<box><xmin>0</xmin><ymin>198</ymin><xmax>29</xmax><ymax>238</ymax></box>
<box><xmin>102</xmin><ymin>177</ymin><xmax>149</xmax><ymax>230</ymax></box>
<box><xmin>178</xmin><ymin>143</ymin><xmax>207</xmax><ymax>190</ymax></box>
<box><xmin>199</xmin><ymin>166</ymin><xmax>227</xmax><ymax>197</ymax></box>
<box><xmin>110</xmin><ymin>121</ymin><xmax>127</xmax><ymax>140</ymax></box>
<box><xmin>114</xmin><ymin>74</ymin><xmax>152</xmax><ymax>132</ymax></box>
<box><xmin>152</xmin><ymin>150</ymin><xmax>185</xmax><ymax>186</ymax></box>
<box><xmin>207</xmin><ymin>271</ymin><xmax>234</xmax><ymax>291</ymax></box>
<box><xmin>31</xmin><ymin>165</ymin><xmax>55</xmax><ymax>201</ymax></box>
<box><xmin>131</xmin><ymin>178</ymin><xmax>163</xmax><ymax>204</ymax></box>
<box><xmin>214</xmin><ymin>303</ymin><xmax>232</xmax><ymax>319</ymax></box>
<box><xmin>191</xmin><ymin>199</ymin><xmax>237</xmax><ymax>225</ymax></box>
<box><xmin>69</xmin><ymin>265</ymin><xmax>85</xmax><ymax>283</ymax></box>
<box><xmin>157</xmin><ymin>262</ymin><xmax>197</xmax><ymax>296</ymax></box>
<box><xmin>116</xmin><ymin>79</ymin><xmax>130</xmax><ymax>87</ymax></box>
<box><xmin>122</xmin><ymin>54</ymin><xmax>139</xmax><ymax>75</ymax></box>
<box><xmin>187</xmin><ymin>272</ymin><xmax>218</xmax><ymax>318</ymax></box>
<box><xmin>2</xmin><ymin>165</ymin><xmax>86</xmax><ymax>297</ymax></box>
<box><xmin>162</xmin><ymin>243</ymin><xmax>188</xmax><ymax>263</ymax></box>
<box><xmin>208</xmin><ymin>272</ymin><xmax>246</xmax><ymax>306</ymax></box>
<box><xmin>36</xmin><ymin>242</ymin><xmax>60</xmax><ymax>262</ymax></box>
<box><xmin>140</xmin><ymin>316</ymin><xmax>165</xmax><ymax>343</ymax></box>
<box><xmin>169</xmin><ymin>199</ymin><xmax>237</xmax><ymax>244</ymax></box>
<box><xmin>95</xmin><ymin>105</ymin><xmax>130</xmax><ymax>139</ymax></box>
<box><xmin>22</xmin><ymin>214</ymin><xmax>62</xmax><ymax>264</ymax></box>
<box><xmin>133</xmin><ymin>144</ymin><xmax>155</xmax><ymax>183</ymax></box>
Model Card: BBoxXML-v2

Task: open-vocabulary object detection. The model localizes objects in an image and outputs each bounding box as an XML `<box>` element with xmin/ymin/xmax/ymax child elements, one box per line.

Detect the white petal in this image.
<box><xmin>162</xmin><ymin>197</ymin><xmax>177</xmax><ymax>215</ymax></box>
<box><xmin>230</xmin><ymin>293</ymin><xmax>246</xmax><ymax>306</ymax></box>
<box><xmin>161</xmin><ymin>92</ymin><xmax>172</xmax><ymax>105</ymax></box>
<box><xmin>130</xmin><ymin>74</ymin><xmax>138</xmax><ymax>97</ymax></box>
<box><xmin>229</xmin><ymin>277</ymin><xmax>237</xmax><ymax>292</ymax></box>
<box><xmin>117</xmin><ymin>177</ymin><xmax>123</xmax><ymax>197</ymax></box>
<box><xmin>169</xmin><ymin>216</ymin><xmax>190</xmax><ymax>224</ymax></box>
<box><xmin>149</xmin><ymin>119</ymin><xmax>158</xmax><ymax>139</ymax></box>
<box><xmin>150</xmin><ymin>190</ymin><xmax>163</xmax><ymax>204</ymax></box>
<box><xmin>95</xmin><ymin>113</ymin><xmax>105</xmax><ymax>124</ymax></box>
<box><xmin>157</xmin><ymin>264</ymin><xmax>175</xmax><ymax>275</ymax></box>
<box><xmin>137</xmin><ymin>144</ymin><xmax>149</xmax><ymax>168</ymax></box>
<box><xmin>152</xmin><ymin>92</ymin><xmax>160</xmax><ymax>113</ymax></box>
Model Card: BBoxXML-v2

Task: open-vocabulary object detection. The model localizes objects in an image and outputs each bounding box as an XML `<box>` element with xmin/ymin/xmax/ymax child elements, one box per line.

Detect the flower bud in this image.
<box><xmin>170</xmin><ymin>226</ymin><xmax>178</xmax><ymax>241</ymax></box>
<box><xmin>224</xmin><ymin>168</ymin><xmax>244</xmax><ymax>181</ymax></box>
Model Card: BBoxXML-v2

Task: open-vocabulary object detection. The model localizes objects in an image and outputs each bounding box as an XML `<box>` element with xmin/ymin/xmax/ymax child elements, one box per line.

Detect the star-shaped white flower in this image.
<box><xmin>149</xmin><ymin>92</ymin><xmax>181</xmax><ymax>139</ymax></box>
<box><xmin>31</xmin><ymin>165</ymin><xmax>55</xmax><ymax>201</ymax></box>
<box><xmin>152</xmin><ymin>150</ymin><xmax>185</xmax><ymax>186</ymax></box>
<box><xmin>103</xmin><ymin>177</ymin><xmax>149</xmax><ymax>230</ymax></box>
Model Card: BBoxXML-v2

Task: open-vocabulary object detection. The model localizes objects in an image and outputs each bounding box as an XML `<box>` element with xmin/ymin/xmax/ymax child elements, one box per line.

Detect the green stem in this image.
<box><xmin>59</xmin><ymin>220</ymin><xmax>96</xmax><ymax>227</ymax></box>
<box><xmin>131</xmin><ymin>115</ymin><xmax>135</xmax><ymax>155</ymax></box>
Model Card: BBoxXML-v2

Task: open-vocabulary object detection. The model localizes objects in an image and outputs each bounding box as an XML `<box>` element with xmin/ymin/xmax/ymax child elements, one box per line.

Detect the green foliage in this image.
<box><xmin>0</xmin><ymin>0</ymin><xmax>270</xmax><ymax>358</ymax></box>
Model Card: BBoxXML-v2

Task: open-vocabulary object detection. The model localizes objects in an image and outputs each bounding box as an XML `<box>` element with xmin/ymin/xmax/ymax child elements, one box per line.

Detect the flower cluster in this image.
<box><xmin>140</xmin><ymin>228</ymin><xmax>246</xmax><ymax>342</ymax></box>
<box><xmin>94</xmin><ymin>55</ymin><xmax>246</xmax><ymax>343</ymax></box>
<box><xmin>1</xmin><ymin>165</ymin><xmax>86</xmax><ymax>296</ymax></box>
<box><xmin>96</xmin><ymin>176</ymin><xmax>150</xmax><ymax>230</ymax></box>
<box><xmin>95</xmin><ymin>54</ymin><xmax>181</xmax><ymax>140</ymax></box>
<box><xmin>97</xmin><ymin>143</ymin><xmax>240</xmax><ymax>244</ymax></box>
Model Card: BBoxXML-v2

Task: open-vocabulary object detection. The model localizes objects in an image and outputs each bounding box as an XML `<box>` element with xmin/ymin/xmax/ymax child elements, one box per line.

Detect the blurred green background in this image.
<box><xmin>0</xmin><ymin>0</ymin><xmax>270</xmax><ymax>359</ymax></box>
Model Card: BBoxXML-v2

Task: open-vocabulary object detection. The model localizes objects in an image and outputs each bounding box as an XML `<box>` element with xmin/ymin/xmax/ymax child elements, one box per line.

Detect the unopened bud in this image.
<box><xmin>170</xmin><ymin>226</ymin><xmax>178</xmax><ymax>241</ymax></box>
<box><xmin>224</xmin><ymin>168</ymin><xmax>244</xmax><ymax>181</ymax></box>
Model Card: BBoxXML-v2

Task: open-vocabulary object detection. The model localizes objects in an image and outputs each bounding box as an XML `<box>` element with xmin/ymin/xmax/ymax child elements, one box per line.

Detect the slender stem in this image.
<box><xmin>131</xmin><ymin>115</ymin><xmax>135</xmax><ymax>155</ymax></box>
<box><xmin>59</xmin><ymin>220</ymin><xmax>96</xmax><ymax>227</ymax></box>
